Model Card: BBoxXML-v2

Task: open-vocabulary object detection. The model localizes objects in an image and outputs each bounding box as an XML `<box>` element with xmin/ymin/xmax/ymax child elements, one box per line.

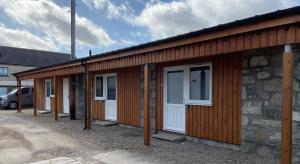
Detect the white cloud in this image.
<box><xmin>81</xmin><ymin>0</ymin><xmax>134</xmax><ymax>20</ymax></box>
<box><xmin>0</xmin><ymin>24</ymin><xmax>58</xmax><ymax>51</ymax></box>
<box><xmin>130</xmin><ymin>0</ymin><xmax>296</xmax><ymax>39</ymax></box>
<box><xmin>118</xmin><ymin>39</ymin><xmax>137</xmax><ymax>46</ymax></box>
<box><xmin>0</xmin><ymin>0</ymin><xmax>114</xmax><ymax>51</ymax></box>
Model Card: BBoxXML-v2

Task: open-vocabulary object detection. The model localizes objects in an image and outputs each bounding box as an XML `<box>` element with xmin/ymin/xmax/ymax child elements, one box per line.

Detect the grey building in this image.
<box><xmin>0</xmin><ymin>46</ymin><xmax>70</xmax><ymax>95</ymax></box>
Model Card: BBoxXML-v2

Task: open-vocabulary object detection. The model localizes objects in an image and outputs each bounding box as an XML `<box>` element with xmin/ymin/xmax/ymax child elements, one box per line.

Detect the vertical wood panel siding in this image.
<box><xmin>85</xmin><ymin>25</ymin><xmax>298</xmax><ymax>72</ymax></box>
<box><xmin>156</xmin><ymin>53</ymin><xmax>242</xmax><ymax>145</ymax></box>
<box><xmin>117</xmin><ymin>67</ymin><xmax>140</xmax><ymax>126</ymax></box>
<box><xmin>36</xmin><ymin>78</ymin><xmax>45</xmax><ymax>110</ymax></box>
<box><xmin>92</xmin><ymin>100</ymin><xmax>105</xmax><ymax>121</ymax></box>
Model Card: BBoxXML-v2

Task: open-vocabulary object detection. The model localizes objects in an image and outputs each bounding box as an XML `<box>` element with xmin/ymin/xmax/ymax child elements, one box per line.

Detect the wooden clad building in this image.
<box><xmin>13</xmin><ymin>6</ymin><xmax>300</xmax><ymax>164</ymax></box>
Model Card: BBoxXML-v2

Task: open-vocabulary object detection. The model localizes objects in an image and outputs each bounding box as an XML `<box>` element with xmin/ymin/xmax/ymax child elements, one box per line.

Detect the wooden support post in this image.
<box><xmin>33</xmin><ymin>79</ymin><xmax>37</xmax><ymax>116</ymax></box>
<box><xmin>144</xmin><ymin>64</ymin><xmax>151</xmax><ymax>146</ymax></box>
<box><xmin>54</xmin><ymin>76</ymin><xmax>58</xmax><ymax>121</ymax></box>
<box><xmin>281</xmin><ymin>45</ymin><xmax>293</xmax><ymax>164</ymax></box>
<box><xmin>17</xmin><ymin>78</ymin><xmax>22</xmax><ymax>113</ymax></box>
<box><xmin>85</xmin><ymin>72</ymin><xmax>92</xmax><ymax>129</ymax></box>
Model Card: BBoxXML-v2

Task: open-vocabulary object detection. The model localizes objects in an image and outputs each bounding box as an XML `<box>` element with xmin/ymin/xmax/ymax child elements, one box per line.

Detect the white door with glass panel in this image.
<box><xmin>164</xmin><ymin>68</ymin><xmax>186</xmax><ymax>133</ymax></box>
<box><xmin>94</xmin><ymin>74</ymin><xmax>117</xmax><ymax>121</ymax></box>
<box><xmin>62</xmin><ymin>78</ymin><xmax>69</xmax><ymax>114</ymax></box>
<box><xmin>105</xmin><ymin>75</ymin><xmax>117</xmax><ymax>121</ymax></box>
<box><xmin>164</xmin><ymin>64</ymin><xmax>212</xmax><ymax>133</ymax></box>
<box><xmin>45</xmin><ymin>79</ymin><xmax>53</xmax><ymax>111</ymax></box>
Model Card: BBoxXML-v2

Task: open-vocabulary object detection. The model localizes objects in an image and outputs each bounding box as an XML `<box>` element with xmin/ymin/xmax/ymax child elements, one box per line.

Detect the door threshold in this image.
<box><xmin>58</xmin><ymin>113</ymin><xmax>70</xmax><ymax>118</ymax></box>
<box><xmin>93</xmin><ymin>120</ymin><xmax>117</xmax><ymax>126</ymax></box>
<box><xmin>152</xmin><ymin>132</ymin><xmax>186</xmax><ymax>142</ymax></box>
<box><xmin>38</xmin><ymin>110</ymin><xmax>51</xmax><ymax>114</ymax></box>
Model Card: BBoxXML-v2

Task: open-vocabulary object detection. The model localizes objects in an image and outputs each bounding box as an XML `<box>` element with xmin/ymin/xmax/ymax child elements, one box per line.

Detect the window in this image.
<box><xmin>187</xmin><ymin>64</ymin><xmax>212</xmax><ymax>105</ymax></box>
<box><xmin>45</xmin><ymin>79</ymin><xmax>54</xmax><ymax>97</ymax></box>
<box><xmin>0</xmin><ymin>67</ymin><xmax>8</xmax><ymax>76</ymax></box>
<box><xmin>95</xmin><ymin>75</ymin><xmax>104</xmax><ymax>99</ymax></box>
<box><xmin>167</xmin><ymin>71</ymin><xmax>184</xmax><ymax>104</ymax></box>
<box><xmin>107</xmin><ymin>76</ymin><xmax>116</xmax><ymax>100</ymax></box>
<box><xmin>50</xmin><ymin>79</ymin><xmax>54</xmax><ymax>96</ymax></box>
<box><xmin>22</xmin><ymin>88</ymin><xmax>30</xmax><ymax>95</ymax></box>
<box><xmin>165</xmin><ymin>64</ymin><xmax>212</xmax><ymax>106</ymax></box>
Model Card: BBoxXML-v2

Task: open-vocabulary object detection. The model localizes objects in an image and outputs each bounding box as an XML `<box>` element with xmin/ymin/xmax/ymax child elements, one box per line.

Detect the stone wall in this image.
<box><xmin>140</xmin><ymin>64</ymin><xmax>156</xmax><ymax>132</ymax></box>
<box><xmin>241</xmin><ymin>46</ymin><xmax>300</xmax><ymax>163</ymax></box>
<box><xmin>74</xmin><ymin>74</ymin><xmax>84</xmax><ymax>119</ymax></box>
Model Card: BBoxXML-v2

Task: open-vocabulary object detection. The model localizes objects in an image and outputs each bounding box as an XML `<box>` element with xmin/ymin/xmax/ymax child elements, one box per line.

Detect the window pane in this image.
<box><xmin>50</xmin><ymin>80</ymin><xmax>54</xmax><ymax>95</ymax></box>
<box><xmin>0</xmin><ymin>68</ymin><xmax>4</xmax><ymax>76</ymax></box>
<box><xmin>167</xmin><ymin>71</ymin><xmax>184</xmax><ymax>104</ymax></box>
<box><xmin>95</xmin><ymin>76</ymin><xmax>103</xmax><ymax>97</ymax></box>
<box><xmin>22</xmin><ymin>88</ymin><xmax>30</xmax><ymax>95</ymax></box>
<box><xmin>190</xmin><ymin>66</ymin><xmax>210</xmax><ymax>100</ymax></box>
<box><xmin>46</xmin><ymin>81</ymin><xmax>51</xmax><ymax>97</ymax></box>
<box><xmin>107</xmin><ymin>76</ymin><xmax>116</xmax><ymax>100</ymax></box>
<box><xmin>0</xmin><ymin>67</ymin><xmax>8</xmax><ymax>76</ymax></box>
<box><xmin>3</xmin><ymin>68</ymin><xmax>8</xmax><ymax>75</ymax></box>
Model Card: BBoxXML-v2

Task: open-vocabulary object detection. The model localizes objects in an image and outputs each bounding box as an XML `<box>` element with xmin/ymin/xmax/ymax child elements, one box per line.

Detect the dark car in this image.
<box><xmin>0</xmin><ymin>87</ymin><xmax>33</xmax><ymax>109</ymax></box>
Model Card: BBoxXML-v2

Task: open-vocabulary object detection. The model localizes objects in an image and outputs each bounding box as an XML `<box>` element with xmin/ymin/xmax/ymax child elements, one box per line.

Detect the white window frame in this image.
<box><xmin>94</xmin><ymin>75</ymin><xmax>105</xmax><ymax>100</ymax></box>
<box><xmin>164</xmin><ymin>63</ymin><xmax>212</xmax><ymax>107</ymax></box>
<box><xmin>45</xmin><ymin>79</ymin><xmax>54</xmax><ymax>97</ymax></box>
<box><xmin>185</xmin><ymin>63</ymin><xmax>212</xmax><ymax>106</ymax></box>
<box><xmin>94</xmin><ymin>73</ymin><xmax>117</xmax><ymax>100</ymax></box>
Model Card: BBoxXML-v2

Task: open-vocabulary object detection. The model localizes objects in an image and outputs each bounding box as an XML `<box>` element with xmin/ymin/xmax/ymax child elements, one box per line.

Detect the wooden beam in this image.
<box><xmin>281</xmin><ymin>47</ymin><xmax>293</xmax><ymax>164</ymax></box>
<box><xmin>85</xmin><ymin>72</ymin><xmax>92</xmax><ymax>129</ymax></box>
<box><xmin>54</xmin><ymin>76</ymin><xmax>58</xmax><ymax>121</ymax></box>
<box><xmin>144</xmin><ymin>64</ymin><xmax>151</xmax><ymax>146</ymax></box>
<box><xmin>33</xmin><ymin>79</ymin><xmax>37</xmax><ymax>116</ymax></box>
<box><xmin>17</xmin><ymin>79</ymin><xmax>22</xmax><ymax>113</ymax></box>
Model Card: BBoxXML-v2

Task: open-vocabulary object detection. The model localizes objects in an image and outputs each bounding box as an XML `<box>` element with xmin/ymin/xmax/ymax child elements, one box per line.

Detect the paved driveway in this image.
<box><xmin>0</xmin><ymin>109</ymin><xmax>278</xmax><ymax>164</ymax></box>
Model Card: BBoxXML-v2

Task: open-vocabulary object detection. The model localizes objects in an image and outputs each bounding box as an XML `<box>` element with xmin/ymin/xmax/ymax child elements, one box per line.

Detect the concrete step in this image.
<box><xmin>152</xmin><ymin>132</ymin><xmax>186</xmax><ymax>142</ymax></box>
<box><xmin>30</xmin><ymin>157</ymin><xmax>82</xmax><ymax>164</ymax></box>
<box><xmin>93</xmin><ymin>120</ymin><xmax>117</xmax><ymax>126</ymax></box>
<box><xmin>58</xmin><ymin>113</ymin><xmax>70</xmax><ymax>118</ymax></box>
<box><xmin>38</xmin><ymin>110</ymin><xmax>51</xmax><ymax>114</ymax></box>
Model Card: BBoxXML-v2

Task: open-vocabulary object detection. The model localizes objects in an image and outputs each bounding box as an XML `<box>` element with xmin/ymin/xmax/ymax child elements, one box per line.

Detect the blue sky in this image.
<box><xmin>0</xmin><ymin>0</ymin><xmax>299</xmax><ymax>58</ymax></box>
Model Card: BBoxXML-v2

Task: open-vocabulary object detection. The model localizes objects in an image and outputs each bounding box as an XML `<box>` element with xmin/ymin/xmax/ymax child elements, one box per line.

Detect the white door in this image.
<box><xmin>105</xmin><ymin>75</ymin><xmax>117</xmax><ymax>121</ymax></box>
<box><xmin>164</xmin><ymin>68</ymin><xmax>186</xmax><ymax>133</ymax></box>
<box><xmin>63</xmin><ymin>78</ymin><xmax>70</xmax><ymax>114</ymax></box>
<box><xmin>45</xmin><ymin>79</ymin><xmax>52</xmax><ymax>111</ymax></box>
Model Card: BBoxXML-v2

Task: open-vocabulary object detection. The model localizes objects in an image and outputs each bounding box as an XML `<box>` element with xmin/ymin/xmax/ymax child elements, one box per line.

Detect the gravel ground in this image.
<box><xmin>0</xmin><ymin>109</ymin><xmax>279</xmax><ymax>164</ymax></box>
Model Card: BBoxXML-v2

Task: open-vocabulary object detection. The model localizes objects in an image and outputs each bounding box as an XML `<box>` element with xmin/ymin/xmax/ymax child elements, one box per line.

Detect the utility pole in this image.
<box><xmin>71</xmin><ymin>0</ymin><xmax>76</xmax><ymax>59</ymax></box>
